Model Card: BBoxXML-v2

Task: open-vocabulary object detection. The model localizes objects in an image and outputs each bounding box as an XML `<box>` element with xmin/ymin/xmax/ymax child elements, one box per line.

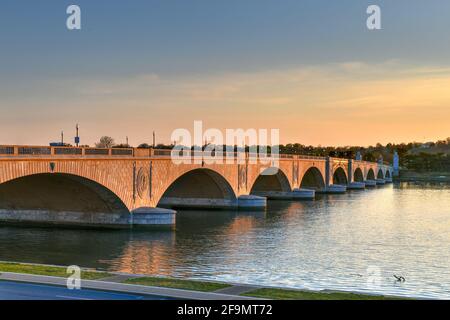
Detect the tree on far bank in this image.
<box><xmin>95</xmin><ymin>136</ymin><xmax>115</xmax><ymax>148</ymax></box>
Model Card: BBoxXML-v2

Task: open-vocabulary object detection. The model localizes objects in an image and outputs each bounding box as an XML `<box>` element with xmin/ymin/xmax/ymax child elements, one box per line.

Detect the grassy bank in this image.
<box><xmin>0</xmin><ymin>262</ymin><xmax>109</xmax><ymax>280</ymax></box>
<box><xmin>125</xmin><ymin>277</ymin><xmax>401</xmax><ymax>300</ymax></box>
<box><xmin>397</xmin><ymin>170</ymin><xmax>450</xmax><ymax>182</ymax></box>
<box><xmin>241</xmin><ymin>288</ymin><xmax>399</xmax><ymax>300</ymax></box>
<box><xmin>124</xmin><ymin>277</ymin><xmax>231</xmax><ymax>292</ymax></box>
<box><xmin>0</xmin><ymin>262</ymin><xmax>404</xmax><ymax>299</ymax></box>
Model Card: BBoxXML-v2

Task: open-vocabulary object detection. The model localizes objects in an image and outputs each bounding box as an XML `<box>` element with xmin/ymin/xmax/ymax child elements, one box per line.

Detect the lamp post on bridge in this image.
<box><xmin>74</xmin><ymin>124</ymin><xmax>80</xmax><ymax>147</ymax></box>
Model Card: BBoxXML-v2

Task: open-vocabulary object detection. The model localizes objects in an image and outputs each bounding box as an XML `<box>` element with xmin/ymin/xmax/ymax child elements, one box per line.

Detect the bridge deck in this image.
<box><xmin>0</xmin><ymin>145</ymin><xmax>381</xmax><ymax>165</ymax></box>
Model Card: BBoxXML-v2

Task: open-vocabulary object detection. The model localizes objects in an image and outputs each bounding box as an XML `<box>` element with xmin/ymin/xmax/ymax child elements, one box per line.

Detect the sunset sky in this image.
<box><xmin>1</xmin><ymin>0</ymin><xmax>449</xmax><ymax>147</ymax></box>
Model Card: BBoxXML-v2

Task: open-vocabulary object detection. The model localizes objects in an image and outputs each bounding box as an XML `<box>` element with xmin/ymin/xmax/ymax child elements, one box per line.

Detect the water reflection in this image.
<box><xmin>0</xmin><ymin>183</ymin><xmax>449</xmax><ymax>299</ymax></box>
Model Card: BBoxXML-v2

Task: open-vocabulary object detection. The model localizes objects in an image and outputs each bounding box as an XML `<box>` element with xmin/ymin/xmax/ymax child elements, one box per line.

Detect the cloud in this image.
<box><xmin>1</xmin><ymin>60</ymin><xmax>450</xmax><ymax>146</ymax></box>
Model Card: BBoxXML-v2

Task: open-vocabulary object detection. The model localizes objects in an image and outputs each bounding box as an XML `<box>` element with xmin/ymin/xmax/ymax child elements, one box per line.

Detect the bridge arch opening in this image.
<box><xmin>385</xmin><ymin>170</ymin><xmax>391</xmax><ymax>178</ymax></box>
<box><xmin>354</xmin><ymin>168</ymin><xmax>364</xmax><ymax>182</ymax></box>
<box><xmin>367</xmin><ymin>169</ymin><xmax>375</xmax><ymax>180</ymax></box>
<box><xmin>377</xmin><ymin>169</ymin><xmax>384</xmax><ymax>179</ymax></box>
<box><xmin>333</xmin><ymin>167</ymin><xmax>348</xmax><ymax>185</ymax></box>
<box><xmin>300</xmin><ymin>167</ymin><xmax>325</xmax><ymax>190</ymax></box>
<box><xmin>250</xmin><ymin>167</ymin><xmax>291</xmax><ymax>194</ymax></box>
<box><xmin>0</xmin><ymin>173</ymin><xmax>129</xmax><ymax>214</ymax></box>
<box><xmin>157</xmin><ymin>168</ymin><xmax>237</xmax><ymax>209</ymax></box>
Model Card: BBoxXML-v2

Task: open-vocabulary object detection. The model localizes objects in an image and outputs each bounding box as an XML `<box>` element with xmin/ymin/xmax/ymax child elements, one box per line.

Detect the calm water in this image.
<box><xmin>0</xmin><ymin>182</ymin><xmax>449</xmax><ymax>299</ymax></box>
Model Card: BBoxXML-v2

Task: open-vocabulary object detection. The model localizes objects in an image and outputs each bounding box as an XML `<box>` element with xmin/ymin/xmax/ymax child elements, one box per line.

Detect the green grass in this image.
<box><xmin>0</xmin><ymin>262</ymin><xmax>406</xmax><ymax>299</ymax></box>
<box><xmin>124</xmin><ymin>277</ymin><xmax>231</xmax><ymax>292</ymax></box>
<box><xmin>0</xmin><ymin>262</ymin><xmax>109</xmax><ymax>280</ymax></box>
<box><xmin>241</xmin><ymin>288</ymin><xmax>401</xmax><ymax>300</ymax></box>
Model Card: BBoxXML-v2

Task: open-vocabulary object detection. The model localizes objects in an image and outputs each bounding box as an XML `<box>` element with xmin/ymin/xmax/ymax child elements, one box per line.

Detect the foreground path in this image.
<box><xmin>0</xmin><ymin>280</ymin><xmax>164</xmax><ymax>300</ymax></box>
<box><xmin>0</xmin><ymin>272</ymin><xmax>255</xmax><ymax>300</ymax></box>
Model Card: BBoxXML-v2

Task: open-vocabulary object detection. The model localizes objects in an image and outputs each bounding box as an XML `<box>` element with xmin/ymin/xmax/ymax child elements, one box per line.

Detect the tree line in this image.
<box><xmin>94</xmin><ymin>136</ymin><xmax>450</xmax><ymax>171</ymax></box>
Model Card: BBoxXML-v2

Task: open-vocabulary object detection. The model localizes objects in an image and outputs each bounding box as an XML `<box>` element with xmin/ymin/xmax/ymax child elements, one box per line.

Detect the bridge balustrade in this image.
<box><xmin>111</xmin><ymin>148</ymin><xmax>134</xmax><ymax>156</ymax></box>
<box><xmin>54</xmin><ymin>147</ymin><xmax>83</xmax><ymax>155</ymax></box>
<box><xmin>0</xmin><ymin>145</ymin><xmax>385</xmax><ymax>167</ymax></box>
<box><xmin>84</xmin><ymin>148</ymin><xmax>110</xmax><ymax>155</ymax></box>
<box><xmin>0</xmin><ymin>146</ymin><xmax>14</xmax><ymax>155</ymax></box>
<box><xmin>19</xmin><ymin>147</ymin><xmax>51</xmax><ymax>155</ymax></box>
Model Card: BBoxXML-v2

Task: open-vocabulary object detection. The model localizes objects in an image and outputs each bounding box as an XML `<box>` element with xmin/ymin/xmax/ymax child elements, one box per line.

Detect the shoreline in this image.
<box><xmin>396</xmin><ymin>171</ymin><xmax>450</xmax><ymax>183</ymax></box>
<box><xmin>0</xmin><ymin>261</ymin><xmax>409</xmax><ymax>300</ymax></box>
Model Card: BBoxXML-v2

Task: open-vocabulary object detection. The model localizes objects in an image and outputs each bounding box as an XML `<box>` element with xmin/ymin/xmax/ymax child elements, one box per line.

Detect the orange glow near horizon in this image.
<box><xmin>1</xmin><ymin>61</ymin><xmax>449</xmax><ymax>147</ymax></box>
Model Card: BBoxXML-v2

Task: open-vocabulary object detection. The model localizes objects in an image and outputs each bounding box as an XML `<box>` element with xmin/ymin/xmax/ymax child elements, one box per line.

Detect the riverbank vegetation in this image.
<box><xmin>241</xmin><ymin>288</ymin><xmax>400</xmax><ymax>300</ymax></box>
<box><xmin>87</xmin><ymin>136</ymin><xmax>450</xmax><ymax>172</ymax></box>
<box><xmin>0</xmin><ymin>262</ymin><xmax>109</xmax><ymax>280</ymax></box>
<box><xmin>136</xmin><ymin>138</ymin><xmax>450</xmax><ymax>168</ymax></box>
<box><xmin>124</xmin><ymin>277</ymin><xmax>400</xmax><ymax>300</ymax></box>
<box><xmin>0</xmin><ymin>262</ymin><xmax>405</xmax><ymax>300</ymax></box>
<box><xmin>124</xmin><ymin>277</ymin><xmax>231</xmax><ymax>292</ymax></box>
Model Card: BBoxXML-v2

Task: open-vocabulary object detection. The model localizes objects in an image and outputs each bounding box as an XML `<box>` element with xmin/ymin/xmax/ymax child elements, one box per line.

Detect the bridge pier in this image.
<box><xmin>131</xmin><ymin>207</ymin><xmax>176</xmax><ymax>226</ymax></box>
<box><xmin>347</xmin><ymin>182</ymin><xmax>366</xmax><ymax>190</ymax></box>
<box><xmin>158</xmin><ymin>196</ymin><xmax>268</xmax><ymax>210</ymax></box>
<box><xmin>321</xmin><ymin>185</ymin><xmax>347</xmax><ymax>194</ymax></box>
<box><xmin>292</xmin><ymin>188</ymin><xmax>315</xmax><ymax>199</ymax></box>
<box><xmin>158</xmin><ymin>197</ymin><xmax>238</xmax><ymax>210</ymax></box>
<box><xmin>376</xmin><ymin>179</ymin><xmax>386</xmax><ymax>185</ymax></box>
<box><xmin>364</xmin><ymin>180</ymin><xmax>377</xmax><ymax>187</ymax></box>
<box><xmin>0</xmin><ymin>208</ymin><xmax>177</xmax><ymax>228</ymax></box>
<box><xmin>251</xmin><ymin>188</ymin><xmax>315</xmax><ymax>200</ymax></box>
<box><xmin>238</xmin><ymin>195</ymin><xmax>267</xmax><ymax>209</ymax></box>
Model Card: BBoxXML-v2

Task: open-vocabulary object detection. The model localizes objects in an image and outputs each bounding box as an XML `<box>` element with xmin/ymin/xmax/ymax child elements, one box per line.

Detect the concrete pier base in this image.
<box><xmin>364</xmin><ymin>180</ymin><xmax>377</xmax><ymax>187</ymax></box>
<box><xmin>0</xmin><ymin>207</ymin><xmax>176</xmax><ymax>228</ymax></box>
<box><xmin>291</xmin><ymin>188</ymin><xmax>315</xmax><ymax>200</ymax></box>
<box><xmin>0</xmin><ymin>209</ymin><xmax>131</xmax><ymax>228</ymax></box>
<box><xmin>158</xmin><ymin>197</ymin><xmax>237</xmax><ymax>209</ymax></box>
<box><xmin>376</xmin><ymin>179</ymin><xmax>386</xmax><ymax>185</ymax></box>
<box><xmin>385</xmin><ymin>177</ymin><xmax>393</xmax><ymax>183</ymax></box>
<box><xmin>322</xmin><ymin>184</ymin><xmax>347</xmax><ymax>194</ymax></box>
<box><xmin>251</xmin><ymin>191</ymin><xmax>293</xmax><ymax>200</ymax></box>
<box><xmin>237</xmin><ymin>195</ymin><xmax>267</xmax><ymax>210</ymax></box>
<box><xmin>347</xmin><ymin>182</ymin><xmax>366</xmax><ymax>190</ymax></box>
<box><xmin>131</xmin><ymin>207</ymin><xmax>176</xmax><ymax>226</ymax></box>
<box><xmin>252</xmin><ymin>189</ymin><xmax>315</xmax><ymax>200</ymax></box>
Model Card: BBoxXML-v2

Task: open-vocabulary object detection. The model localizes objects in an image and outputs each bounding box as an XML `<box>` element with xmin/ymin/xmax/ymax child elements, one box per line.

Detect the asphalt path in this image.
<box><xmin>0</xmin><ymin>280</ymin><xmax>170</xmax><ymax>300</ymax></box>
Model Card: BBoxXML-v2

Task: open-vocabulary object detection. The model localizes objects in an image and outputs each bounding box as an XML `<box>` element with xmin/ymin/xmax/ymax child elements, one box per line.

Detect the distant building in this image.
<box><xmin>420</xmin><ymin>142</ymin><xmax>434</xmax><ymax>148</ymax></box>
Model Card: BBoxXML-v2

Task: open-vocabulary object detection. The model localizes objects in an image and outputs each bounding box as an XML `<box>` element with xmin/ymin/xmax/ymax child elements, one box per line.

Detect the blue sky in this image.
<box><xmin>1</xmin><ymin>0</ymin><xmax>450</xmax><ymax>146</ymax></box>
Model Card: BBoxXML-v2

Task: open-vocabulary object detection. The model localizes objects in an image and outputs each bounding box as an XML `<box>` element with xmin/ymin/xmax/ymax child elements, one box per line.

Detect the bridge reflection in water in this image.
<box><xmin>0</xmin><ymin>183</ymin><xmax>448</xmax><ymax>299</ymax></box>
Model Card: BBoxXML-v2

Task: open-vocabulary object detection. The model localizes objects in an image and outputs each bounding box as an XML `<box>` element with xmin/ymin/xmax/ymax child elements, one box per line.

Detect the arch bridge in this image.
<box><xmin>0</xmin><ymin>145</ymin><xmax>392</xmax><ymax>227</ymax></box>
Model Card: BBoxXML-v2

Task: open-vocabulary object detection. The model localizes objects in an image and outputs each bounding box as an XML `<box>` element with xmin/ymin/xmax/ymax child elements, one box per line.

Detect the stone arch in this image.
<box><xmin>250</xmin><ymin>167</ymin><xmax>292</xmax><ymax>194</ymax></box>
<box><xmin>367</xmin><ymin>168</ymin><xmax>375</xmax><ymax>180</ymax></box>
<box><xmin>385</xmin><ymin>170</ymin><xmax>391</xmax><ymax>178</ymax></box>
<box><xmin>333</xmin><ymin>167</ymin><xmax>348</xmax><ymax>185</ymax></box>
<box><xmin>300</xmin><ymin>167</ymin><xmax>325</xmax><ymax>190</ymax></box>
<box><xmin>157</xmin><ymin>168</ymin><xmax>237</xmax><ymax>209</ymax></box>
<box><xmin>0</xmin><ymin>160</ymin><xmax>135</xmax><ymax>210</ymax></box>
<box><xmin>354</xmin><ymin>168</ymin><xmax>364</xmax><ymax>182</ymax></box>
<box><xmin>0</xmin><ymin>173</ymin><xmax>129</xmax><ymax>214</ymax></box>
<box><xmin>377</xmin><ymin>169</ymin><xmax>384</xmax><ymax>179</ymax></box>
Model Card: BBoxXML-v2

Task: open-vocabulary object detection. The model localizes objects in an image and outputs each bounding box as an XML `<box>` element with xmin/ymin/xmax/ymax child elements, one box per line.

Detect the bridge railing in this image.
<box><xmin>150</xmin><ymin>150</ymin><xmax>327</xmax><ymax>161</ymax></box>
<box><xmin>0</xmin><ymin>145</ymin><xmax>135</xmax><ymax>157</ymax></box>
<box><xmin>0</xmin><ymin>145</ymin><xmax>387</xmax><ymax>166</ymax></box>
<box><xmin>0</xmin><ymin>145</ymin><xmax>331</xmax><ymax>161</ymax></box>
<box><xmin>298</xmin><ymin>155</ymin><xmax>327</xmax><ymax>160</ymax></box>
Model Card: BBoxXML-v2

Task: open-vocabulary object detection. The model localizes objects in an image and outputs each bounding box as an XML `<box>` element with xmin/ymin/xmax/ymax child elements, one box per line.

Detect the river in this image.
<box><xmin>0</xmin><ymin>182</ymin><xmax>449</xmax><ymax>299</ymax></box>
